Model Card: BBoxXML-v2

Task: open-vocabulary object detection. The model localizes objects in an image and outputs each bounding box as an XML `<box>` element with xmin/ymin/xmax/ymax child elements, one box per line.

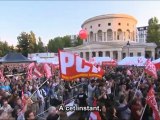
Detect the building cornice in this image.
<box><xmin>81</xmin><ymin>14</ymin><xmax>137</xmax><ymax>28</ymax></box>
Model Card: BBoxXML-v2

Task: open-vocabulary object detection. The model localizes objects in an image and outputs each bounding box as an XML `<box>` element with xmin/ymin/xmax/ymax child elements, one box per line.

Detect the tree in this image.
<box><xmin>17</xmin><ymin>32</ymin><xmax>30</xmax><ymax>57</ymax></box>
<box><xmin>74</xmin><ymin>36</ymin><xmax>83</xmax><ymax>46</ymax></box>
<box><xmin>37</xmin><ymin>37</ymin><xmax>45</xmax><ymax>52</ymax></box>
<box><xmin>146</xmin><ymin>17</ymin><xmax>160</xmax><ymax>45</ymax></box>
<box><xmin>48</xmin><ymin>37</ymin><xmax>64</xmax><ymax>52</ymax></box>
<box><xmin>62</xmin><ymin>36</ymin><xmax>72</xmax><ymax>47</ymax></box>
<box><xmin>0</xmin><ymin>41</ymin><xmax>13</xmax><ymax>57</ymax></box>
<box><xmin>28</xmin><ymin>31</ymin><xmax>37</xmax><ymax>53</ymax></box>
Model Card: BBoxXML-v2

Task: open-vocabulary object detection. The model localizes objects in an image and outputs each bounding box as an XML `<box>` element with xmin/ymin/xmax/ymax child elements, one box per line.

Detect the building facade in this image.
<box><xmin>64</xmin><ymin>14</ymin><xmax>157</xmax><ymax>61</ymax></box>
<box><xmin>137</xmin><ymin>26</ymin><xmax>148</xmax><ymax>43</ymax></box>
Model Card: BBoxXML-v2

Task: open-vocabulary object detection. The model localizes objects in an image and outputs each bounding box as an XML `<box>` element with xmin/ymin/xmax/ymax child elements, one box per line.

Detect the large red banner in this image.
<box><xmin>58</xmin><ymin>50</ymin><xmax>104</xmax><ymax>80</ymax></box>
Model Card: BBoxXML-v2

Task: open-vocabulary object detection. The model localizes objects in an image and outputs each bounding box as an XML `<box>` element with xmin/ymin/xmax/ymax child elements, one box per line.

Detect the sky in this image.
<box><xmin>0</xmin><ymin>1</ymin><xmax>160</xmax><ymax>46</ymax></box>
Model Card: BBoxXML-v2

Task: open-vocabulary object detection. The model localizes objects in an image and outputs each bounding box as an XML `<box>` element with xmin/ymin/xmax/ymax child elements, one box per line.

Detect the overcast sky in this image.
<box><xmin>0</xmin><ymin>1</ymin><xmax>160</xmax><ymax>46</ymax></box>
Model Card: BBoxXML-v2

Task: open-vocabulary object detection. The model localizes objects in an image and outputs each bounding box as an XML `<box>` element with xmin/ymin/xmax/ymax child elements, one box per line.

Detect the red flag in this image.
<box><xmin>146</xmin><ymin>87</ymin><xmax>160</xmax><ymax>120</ymax></box>
<box><xmin>145</xmin><ymin>59</ymin><xmax>158</xmax><ymax>79</ymax></box>
<box><xmin>59</xmin><ymin>50</ymin><xmax>104</xmax><ymax>80</ymax></box>
<box><xmin>27</xmin><ymin>62</ymin><xmax>35</xmax><ymax>80</ymax></box>
<box><xmin>33</xmin><ymin>67</ymin><xmax>42</xmax><ymax>78</ymax></box>
<box><xmin>21</xmin><ymin>90</ymin><xmax>26</xmax><ymax>109</ymax></box>
<box><xmin>43</xmin><ymin>63</ymin><xmax>52</xmax><ymax>79</ymax></box>
<box><xmin>89</xmin><ymin>99</ymin><xmax>101</xmax><ymax>120</ymax></box>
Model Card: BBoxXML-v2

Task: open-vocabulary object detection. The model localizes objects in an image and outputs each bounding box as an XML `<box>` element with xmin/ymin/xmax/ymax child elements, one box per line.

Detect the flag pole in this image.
<box><xmin>29</xmin><ymin>79</ymin><xmax>48</xmax><ymax>99</ymax></box>
<box><xmin>133</xmin><ymin>71</ymin><xmax>145</xmax><ymax>99</ymax></box>
<box><xmin>140</xmin><ymin>104</ymin><xmax>147</xmax><ymax>120</ymax></box>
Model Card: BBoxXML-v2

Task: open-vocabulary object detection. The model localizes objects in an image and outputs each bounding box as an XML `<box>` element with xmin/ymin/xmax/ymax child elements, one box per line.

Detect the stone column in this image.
<box><xmin>113</xmin><ymin>31</ymin><xmax>114</xmax><ymax>41</ymax></box>
<box><xmin>114</xmin><ymin>31</ymin><xmax>116</xmax><ymax>41</ymax></box>
<box><xmin>118</xmin><ymin>51</ymin><xmax>122</xmax><ymax>61</ymax></box>
<box><xmin>110</xmin><ymin>51</ymin><xmax>113</xmax><ymax>59</ymax></box>
<box><xmin>103</xmin><ymin>51</ymin><xmax>105</xmax><ymax>57</ymax></box>
<box><xmin>133</xmin><ymin>51</ymin><xmax>137</xmax><ymax>57</ymax></box>
<box><xmin>141</xmin><ymin>50</ymin><xmax>145</xmax><ymax>57</ymax></box>
<box><xmin>95</xmin><ymin>33</ymin><xmax>97</xmax><ymax>42</ymax></box>
<box><xmin>89</xmin><ymin>52</ymin><xmax>92</xmax><ymax>59</ymax></box>
<box><xmin>103</xmin><ymin>32</ymin><xmax>106</xmax><ymax>41</ymax></box>
<box><xmin>83</xmin><ymin>52</ymin><xmax>86</xmax><ymax>59</ymax></box>
<box><xmin>96</xmin><ymin>51</ymin><xmax>99</xmax><ymax>57</ymax></box>
<box><xmin>106</xmin><ymin>31</ymin><xmax>108</xmax><ymax>41</ymax></box>
<box><xmin>152</xmin><ymin>50</ymin><xmax>155</xmax><ymax>60</ymax></box>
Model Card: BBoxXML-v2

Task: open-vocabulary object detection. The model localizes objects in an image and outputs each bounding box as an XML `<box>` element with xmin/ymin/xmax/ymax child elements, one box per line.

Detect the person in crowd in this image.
<box><xmin>131</xmin><ymin>98</ymin><xmax>143</xmax><ymax>120</ymax></box>
<box><xmin>46</xmin><ymin>106</ymin><xmax>60</xmax><ymax>120</ymax></box>
<box><xmin>117</xmin><ymin>95</ymin><xmax>131</xmax><ymax>120</ymax></box>
<box><xmin>24</xmin><ymin>109</ymin><xmax>36</xmax><ymax>120</ymax></box>
<box><xmin>0</xmin><ymin>98</ymin><xmax>13</xmax><ymax>113</ymax></box>
<box><xmin>99</xmin><ymin>105</ymin><xmax>108</xmax><ymax>120</ymax></box>
<box><xmin>87</xmin><ymin>79</ymin><xmax>96</xmax><ymax>107</ymax></box>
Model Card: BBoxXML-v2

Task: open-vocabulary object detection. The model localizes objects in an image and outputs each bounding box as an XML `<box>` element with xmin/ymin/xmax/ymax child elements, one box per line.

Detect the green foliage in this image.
<box><xmin>146</xmin><ymin>17</ymin><xmax>160</xmax><ymax>45</ymax></box>
<box><xmin>74</xmin><ymin>36</ymin><xmax>83</xmax><ymax>46</ymax></box>
<box><xmin>47</xmin><ymin>35</ymin><xmax>83</xmax><ymax>52</ymax></box>
<box><xmin>37</xmin><ymin>37</ymin><xmax>45</xmax><ymax>52</ymax></box>
<box><xmin>0</xmin><ymin>41</ymin><xmax>13</xmax><ymax>57</ymax></box>
<box><xmin>17</xmin><ymin>31</ymin><xmax>45</xmax><ymax>56</ymax></box>
<box><xmin>17</xmin><ymin>32</ymin><xmax>30</xmax><ymax>56</ymax></box>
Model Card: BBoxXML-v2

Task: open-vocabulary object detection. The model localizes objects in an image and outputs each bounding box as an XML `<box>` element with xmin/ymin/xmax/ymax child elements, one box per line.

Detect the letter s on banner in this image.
<box><xmin>60</xmin><ymin>51</ymin><xmax>74</xmax><ymax>74</ymax></box>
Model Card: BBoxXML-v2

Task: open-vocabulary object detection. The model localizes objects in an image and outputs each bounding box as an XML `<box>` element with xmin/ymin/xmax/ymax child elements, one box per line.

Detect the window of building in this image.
<box><xmin>98</xmin><ymin>24</ymin><xmax>101</xmax><ymax>27</ymax></box>
<box><xmin>97</xmin><ymin>30</ymin><xmax>102</xmax><ymax>41</ymax></box>
<box><xmin>98</xmin><ymin>51</ymin><xmax>103</xmax><ymax>57</ymax></box>
<box><xmin>86</xmin><ymin>52</ymin><xmax>89</xmax><ymax>61</ymax></box>
<box><xmin>118</xmin><ymin>23</ymin><xmax>121</xmax><ymax>25</ymax></box>
<box><xmin>137</xmin><ymin>52</ymin><xmax>141</xmax><ymax>56</ymax></box>
<box><xmin>105</xmin><ymin>51</ymin><xmax>110</xmax><ymax>57</ymax></box>
<box><xmin>80</xmin><ymin>52</ymin><xmax>83</xmax><ymax>58</ymax></box>
<box><xmin>108</xmin><ymin>23</ymin><xmax>111</xmax><ymax>26</ymax></box>
<box><xmin>90</xmin><ymin>26</ymin><xmax>92</xmax><ymax>28</ymax></box>
<box><xmin>122</xmin><ymin>53</ymin><xmax>126</xmax><ymax>59</ymax></box>
<box><xmin>130</xmin><ymin>52</ymin><xmax>133</xmax><ymax>57</ymax></box>
<box><xmin>117</xmin><ymin>35</ymin><xmax>119</xmax><ymax>40</ymax></box>
<box><xmin>92</xmin><ymin>52</ymin><xmax>96</xmax><ymax>57</ymax></box>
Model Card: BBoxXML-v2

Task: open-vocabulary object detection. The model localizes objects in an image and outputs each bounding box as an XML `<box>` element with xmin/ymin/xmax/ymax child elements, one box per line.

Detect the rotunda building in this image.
<box><xmin>64</xmin><ymin>14</ymin><xmax>157</xmax><ymax>61</ymax></box>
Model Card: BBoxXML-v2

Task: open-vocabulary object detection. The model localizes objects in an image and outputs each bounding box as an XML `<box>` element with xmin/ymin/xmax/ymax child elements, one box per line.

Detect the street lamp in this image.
<box><xmin>126</xmin><ymin>41</ymin><xmax>130</xmax><ymax>57</ymax></box>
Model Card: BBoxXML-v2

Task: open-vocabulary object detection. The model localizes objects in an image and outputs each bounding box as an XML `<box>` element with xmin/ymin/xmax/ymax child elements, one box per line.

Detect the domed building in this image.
<box><xmin>64</xmin><ymin>14</ymin><xmax>157</xmax><ymax>61</ymax></box>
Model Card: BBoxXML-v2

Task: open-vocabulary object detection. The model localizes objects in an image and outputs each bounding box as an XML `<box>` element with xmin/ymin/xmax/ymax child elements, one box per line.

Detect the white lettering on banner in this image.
<box><xmin>60</xmin><ymin>52</ymin><xmax>74</xmax><ymax>74</ymax></box>
<box><xmin>92</xmin><ymin>66</ymin><xmax>98</xmax><ymax>73</ymax></box>
<box><xmin>76</xmin><ymin>57</ymin><xmax>90</xmax><ymax>72</ymax></box>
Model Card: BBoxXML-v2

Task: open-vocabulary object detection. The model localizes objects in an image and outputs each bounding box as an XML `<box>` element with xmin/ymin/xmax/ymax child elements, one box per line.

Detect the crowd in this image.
<box><xmin>0</xmin><ymin>64</ymin><xmax>159</xmax><ymax>120</ymax></box>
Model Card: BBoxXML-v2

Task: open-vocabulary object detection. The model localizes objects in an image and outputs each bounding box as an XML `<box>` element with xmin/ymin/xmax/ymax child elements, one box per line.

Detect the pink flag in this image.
<box><xmin>127</xmin><ymin>70</ymin><xmax>131</xmax><ymax>76</ymax></box>
<box><xmin>33</xmin><ymin>66</ymin><xmax>43</xmax><ymax>78</ymax></box>
<box><xmin>27</xmin><ymin>62</ymin><xmax>35</xmax><ymax>80</ymax></box>
<box><xmin>145</xmin><ymin>59</ymin><xmax>158</xmax><ymax>79</ymax></box>
<box><xmin>43</xmin><ymin>63</ymin><xmax>52</xmax><ymax>79</ymax></box>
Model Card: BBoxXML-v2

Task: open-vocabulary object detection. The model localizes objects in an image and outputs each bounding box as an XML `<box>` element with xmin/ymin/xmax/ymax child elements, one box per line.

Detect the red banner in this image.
<box><xmin>27</xmin><ymin>62</ymin><xmax>35</xmax><ymax>80</ymax></box>
<box><xmin>145</xmin><ymin>59</ymin><xmax>158</xmax><ymax>79</ymax></box>
<box><xmin>146</xmin><ymin>87</ymin><xmax>160</xmax><ymax>120</ymax></box>
<box><xmin>43</xmin><ymin>63</ymin><xmax>52</xmax><ymax>79</ymax></box>
<box><xmin>58</xmin><ymin>50</ymin><xmax>104</xmax><ymax>80</ymax></box>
